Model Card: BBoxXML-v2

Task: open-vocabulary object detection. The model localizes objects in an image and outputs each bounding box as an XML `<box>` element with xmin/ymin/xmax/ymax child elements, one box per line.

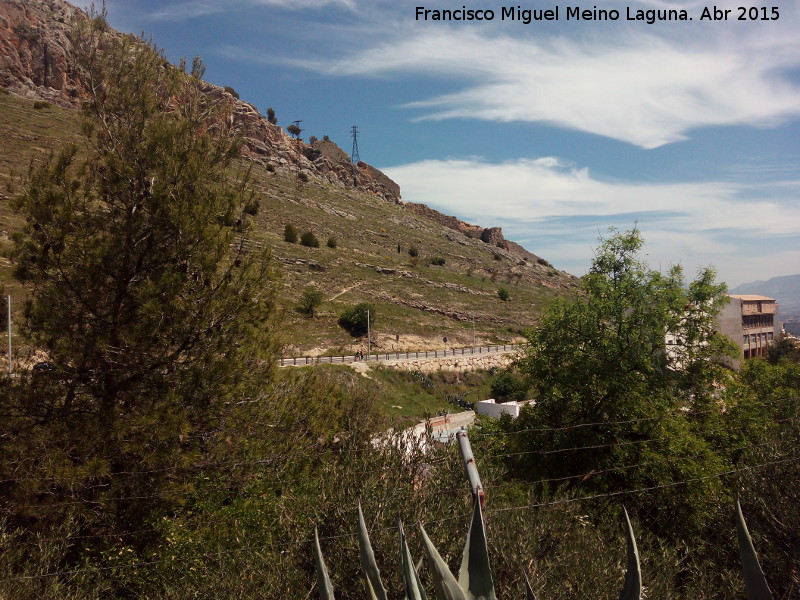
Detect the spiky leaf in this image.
<box><xmin>313</xmin><ymin>527</ymin><xmax>335</xmax><ymax>600</ymax></box>
<box><xmin>524</xmin><ymin>573</ymin><xmax>537</xmax><ymax>600</ymax></box>
<box><xmin>400</xmin><ymin>519</ymin><xmax>428</xmax><ymax>600</ymax></box>
<box><xmin>619</xmin><ymin>507</ymin><xmax>641</xmax><ymax>600</ymax></box>
<box><xmin>458</xmin><ymin>499</ymin><xmax>497</xmax><ymax>600</ymax></box>
<box><xmin>358</xmin><ymin>503</ymin><xmax>388</xmax><ymax>600</ymax></box>
<box><xmin>735</xmin><ymin>497</ymin><xmax>774</xmax><ymax>600</ymax></box>
<box><xmin>419</xmin><ymin>522</ymin><xmax>468</xmax><ymax>600</ymax></box>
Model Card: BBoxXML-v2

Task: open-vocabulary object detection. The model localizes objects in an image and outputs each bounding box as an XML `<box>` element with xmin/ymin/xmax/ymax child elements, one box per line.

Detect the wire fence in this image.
<box><xmin>278</xmin><ymin>344</ymin><xmax>524</xmax><ymax>366</ymax></box>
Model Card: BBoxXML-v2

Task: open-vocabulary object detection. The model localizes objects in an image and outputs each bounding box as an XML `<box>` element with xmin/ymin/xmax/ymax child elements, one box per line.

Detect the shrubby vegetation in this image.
<box><xmin>284</xmin><ymin>223</ymin><xmax>298</xmax><ymax>243</ymax></box>
<box><xmin>297</xmin><ymin>287</ymin><xmax>325</xmax><ymax>318</ymax></box>
<box><xmin>300</xmin><ymin>230</ymin><xmax>320</xmax><ymax>248</ymax></box>
<box><xmin>0</xmin><ymin>12</ymin><xmax>796</xmax><ymax>600</ymax></box>
<box><xmin>338</xmin><ymin>302</ymin><xmax>375</xmax><ymax>337</ymax></box>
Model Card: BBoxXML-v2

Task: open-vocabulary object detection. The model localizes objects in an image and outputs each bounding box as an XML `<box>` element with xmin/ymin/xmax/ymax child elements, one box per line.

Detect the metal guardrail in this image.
<box><xmin>278</xmin><ymin>344</ymin><xmax>524</xmax><ymax>367</ymax></box>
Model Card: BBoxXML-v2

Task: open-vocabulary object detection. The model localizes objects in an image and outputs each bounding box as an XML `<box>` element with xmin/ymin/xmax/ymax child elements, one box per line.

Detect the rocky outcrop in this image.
<box><xmin>0</xmin><ymin>0</ymin><xmax>82</xmax><ymax>105</ymax></box>
<box><xmin>0</xmin><ymin>0</ymin><xmax>402</xmax><ymax>202</ymax></box>
<box><xmin>406</xmin><ymin>202</ymin><xmax>514</xmax><ymax>250</ymax></box>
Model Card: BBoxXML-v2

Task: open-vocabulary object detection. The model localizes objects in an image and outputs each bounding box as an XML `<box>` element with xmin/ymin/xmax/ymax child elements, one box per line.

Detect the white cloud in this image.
<box><xmin>150</xmin><ymin>0</ymin><xmax>356</xmax><ymax>21</ymax></box>
<box><xmin>382</xmin><ymin>157</ymin><xmax>800</xmax><ymax>284</ymax></box>
<box><xmin>289</xmin><ymin>17</ymin><xmax>800</xmax><ymax>148</ymax></box>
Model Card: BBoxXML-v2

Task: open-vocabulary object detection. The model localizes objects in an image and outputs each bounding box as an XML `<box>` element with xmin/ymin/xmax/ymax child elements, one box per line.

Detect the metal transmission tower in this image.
<box><xmin>350</xmin><ymin>125</ymin><xmax>360</xmax><ymax>164</ymax></box>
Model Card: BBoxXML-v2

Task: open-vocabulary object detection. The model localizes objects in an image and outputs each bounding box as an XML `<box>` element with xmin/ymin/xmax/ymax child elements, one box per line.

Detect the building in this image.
<box><xmin>718</xmin><ymin>295</ymin><xmax>779</xmax><ymax>362</ymax></box>
<box><xmin>476</xmin><ymin>398</ymin><xmax>534</xmax><ymax>419</ymax></box>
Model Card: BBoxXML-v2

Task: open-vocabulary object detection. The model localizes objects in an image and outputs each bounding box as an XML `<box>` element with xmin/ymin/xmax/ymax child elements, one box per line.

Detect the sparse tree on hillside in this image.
<box><xmin>297</xmin><ymin>288</ymin><xmax>324</xmax><ymax>318</ymax></box>
<box><xmin>287</xmin><ymin>122</ymin><xmax>302</xmax><ymax>139</ymax></box>
<box><xmin>338</xmin><ymin>303</ymin><xmax>375</xmax><ymax>337</ymax></box>
<box><xmin>266</xmin><ymin>107</ymin><xmax>277</xmax><ymax>124</ymax></box>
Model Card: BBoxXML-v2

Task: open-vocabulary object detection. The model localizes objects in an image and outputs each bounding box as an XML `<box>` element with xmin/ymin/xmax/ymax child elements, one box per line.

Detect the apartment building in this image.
<box><xmin>718</xmin><ymin>295</ymin><xmax>779</xmax><ymax>362</ymax></box>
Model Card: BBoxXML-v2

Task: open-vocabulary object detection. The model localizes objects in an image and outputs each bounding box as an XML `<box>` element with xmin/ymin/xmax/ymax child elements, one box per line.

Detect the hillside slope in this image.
<box><xmin>0</xmin><ymin>0</ymin><xmax>578</xmax><ymax>357</ymax></box>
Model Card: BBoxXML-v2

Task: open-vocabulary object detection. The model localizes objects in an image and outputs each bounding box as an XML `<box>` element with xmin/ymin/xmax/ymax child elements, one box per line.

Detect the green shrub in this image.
<box><xmin>297</xmin><ymin>288</ymin><xmax>324</xmax><ymax>318</ymax></box>
<box><xmin>490</xmin><ymin>371</ymin><xmax>527</xmax><ymax>402</ymax></box>
<box><xmin>223</xmin><ymin>86</ymin><xmax>239</xmax><ymax>99</ymax></box>
<box><xmin>243</xmin><ymin>199</ymin><xmax>260</xmax><ymax>215</ymax></box>
<box><xmin>497</xmin><ymin>287</ymin><xmax>510</xmax><ymax>301</ymax></box>
<box><xmin>323</xmin><ymin>134</ymin><xmax>330</xmax><ymax>142</ymax></box>
<box><xmin>326</xmin><ymin>236</ymin><xmax>337</xmax><ymax>249</ymax></box>
<box><xmin>284</xmin><ymin>224</ymin><xmax>298</xmax><ymax>243</ymax></box>
<box><xmin>309</xmin><ymin>136</ymin><xmax>318</xmax><ymax>144</ymax></box>
<box><xmin>408</xmin><ymin>246</ymin><xmax>419</xmax><ymax>257</ymax></box>
<box><xmin>338</xmin><ymin>303</ymin><xmax>375</xmax><ymax>337</ymax></box>
<box><xmin>431</xmin><ymin>256</ymin><xmax>446</xmax><ymax>266</ymax></box>
<box><xmin>493</xmin><ymin>252</ymin><xmax>502</xmax><ymax>261</ymax></box>
<box><xmin>266</xmin><ymin>107</ymin><xmax>277</xmax><ymax>125</ymax></box>
<box><xmin>300</xmin><ymin>231</ymin><xmax>320</xmax><ymax>248</ymax></box>
<box><xmin>33</xmin><ymin>100</ymin><xmax>50</xmax><ymax>109</ymax></box>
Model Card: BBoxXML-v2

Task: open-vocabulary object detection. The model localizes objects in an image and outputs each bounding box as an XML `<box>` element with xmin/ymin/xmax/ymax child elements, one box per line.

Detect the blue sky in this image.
<box><xmin>85</xmin><ymin>0</ymin><xmax>799</xmax><ymax>288</ymax></box>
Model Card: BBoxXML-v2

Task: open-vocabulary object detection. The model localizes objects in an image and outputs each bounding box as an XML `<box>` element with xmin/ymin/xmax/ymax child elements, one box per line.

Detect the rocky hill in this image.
<box><xmin>0</xmin><ymin>0</ymin><xmax>578</xmax><ymax>356</ymax></box>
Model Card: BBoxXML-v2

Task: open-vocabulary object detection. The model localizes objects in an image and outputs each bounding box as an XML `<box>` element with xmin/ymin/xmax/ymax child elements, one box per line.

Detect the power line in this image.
<box><xmin>1</xmin><ymin>453</ymin><xmax>794</xmax><ymax>584</ymax></box>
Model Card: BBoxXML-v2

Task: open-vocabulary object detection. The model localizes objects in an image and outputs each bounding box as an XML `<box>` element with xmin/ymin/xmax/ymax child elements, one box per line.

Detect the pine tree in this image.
<box><xmin>4</xmin><ymin>12</ymin><xmax>278</xmax><ymax>536</ymax></box>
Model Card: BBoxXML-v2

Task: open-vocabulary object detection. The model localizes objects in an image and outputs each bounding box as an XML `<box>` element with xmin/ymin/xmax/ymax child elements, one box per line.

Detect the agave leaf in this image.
<box><xmin>313</xmin><ymin>527</ymin><xmax>335</xmax><ymax>600</ymax></box>
<box><xmin>358</xmin><ymin>503</ymin><xmax>388</xmax><ymax>600</ymax></box>
<box><xmin>524</xmin><ymin>572</ymin><xmax>537</xmax><ymax>600</ymax></box>
<box><xmin>458</xmin><ymin>499</ymin><xmax>497</xmax><ymax>600</ymax></box>
<box><xmin>619</xmin><ymin>507</ymin><xmax>641</xmax><ymax>600</ymax></box>
<box><xmin>400</xmin><ymin>518</ymin><xmax>428</xmax><ymax>600</ymax></box>
<box><xmin>419</xmin><ymin>522</ymin><xmax>468</xmax><ymax>600</ymax></box>
<box><xmin>735</xmin><ymin>497</ymin><xmax>774</xmax><ymax>600</ymax></box>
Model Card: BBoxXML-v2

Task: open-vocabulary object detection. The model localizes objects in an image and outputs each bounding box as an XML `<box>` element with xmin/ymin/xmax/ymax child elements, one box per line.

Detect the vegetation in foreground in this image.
<box><xmin>0</xmin><ymin>11</ymin><xmax>797</xmax><ymax>600</ymax></box>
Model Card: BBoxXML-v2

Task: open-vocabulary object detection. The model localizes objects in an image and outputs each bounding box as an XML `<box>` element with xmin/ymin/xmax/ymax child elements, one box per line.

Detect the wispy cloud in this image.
<box><xmin>150</xmin><ymin>0</ymin><xmax>356</xmax><ymax>21</ymax></box>
<box><xmin>284</xmin><ymin>14</ymin><xmax>800</xmax><ymax>148</ymax></box>
<box><xmin>382</xmin><ymin>157</ymin><xmax>800</xmax><ymax>283</ymax></box>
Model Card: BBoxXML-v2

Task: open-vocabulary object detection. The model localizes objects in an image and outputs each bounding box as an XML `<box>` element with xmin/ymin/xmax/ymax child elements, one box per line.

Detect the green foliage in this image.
<box><xmin>338</xmin><ymin>302</ymin><xmax>375</xmax><ymax>337</ymax></box>
<box><xmin>284</xmin><ymin>223</ymin><xmax>298</xmax><ymax>243</ymax></box>
<box><xmin>32</xmin><ymin>100</ymin><xmax>50</xmax><ymax>109</ymax></box>
<box><xmin>490</xmin><ymin>371</ymin><xmax>527</xmax><ymax>402</ymax></box>
<box><xmin>497</xmin><ymin>287</ymin><xmax>510</xmax><ymax>301</ymax></box>
<box><xmin>309</xmin><ymin>135</ymin><xmax>319</xmax><ymax>144</ymax></box>
<box><xmin>431</xmin><ymin>256</ymin><xmax>446</xmax><ymax>266</ymax></box>
<box><xmin>300</xmin><ymin>230</ymin><xmax>320</xmax><ymax>248</ymax></box>
<box><xmin>326</xmin><ymin>236</ymin><xmax>337</xmax><ymax>249</ymax></box>
<box><xmin>243</xmin><ymin>198</ymin><xmax>260</xmax><ymax>215</ymax></box>
<box><xmin>2</xmin><ymin>10</ymin><xmax>278</xmax><ymax>567</ymax></box>
<box><xmin>287</xmin><ymin>123</ymin><xmax>302</xmax><ymax>138</ymax></box>
<box><xmin>508</xmin><ymin>229</ymin><xmax>737</xmax><ymax>543</ymax></box>
<box><xmin>297</xmin><ymin>287</ymin><xmax>324</xmax><ymax>318</ymax></box>
<box><xmin>408</xmin><ymin>245</ymin><xmax>419</xmax><ymax>257</ymax></box>
<box><xmin>223</xmin><ymin>85</ymin><xmax>239</xmax><ymax>99</ymax></box>
<box><xmin>266</xmin><ymin>106</ymin><xmax>277</xmax><ymax>124</ymax></box>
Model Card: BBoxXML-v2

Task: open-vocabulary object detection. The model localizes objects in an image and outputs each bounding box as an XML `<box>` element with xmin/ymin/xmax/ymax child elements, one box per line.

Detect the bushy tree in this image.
<box><xmin>490</xmin><ymin>371</ymin><xmax>527</xmax><ymax>402</ymax></box>
<box><xmin>284</xmin><ymin>223</ymin><xmax>298</xmax><ymax>243</ymax></box>
<box><xmin>300</xmin><ymin>230</ymin><xmax>320</xmax><ymax>248</ymax></box>
<box><xmin>507</xmin><ymin>229</ymin><xmax>736</xmax><ymax>541</ymax></box>
<box><xmin>338</xmin><ymin>302</ymin><xmax>375</xmax><ymax>337</ymax></box>
<box><xmin>297</xmin><ymin>287</ymin><xmax>324</xmax><ymax>318</ymax></box>
<box><xmin>3</xmin><ymin>14</ymin><xmax>278</xmax><ymax>539</ymax></box>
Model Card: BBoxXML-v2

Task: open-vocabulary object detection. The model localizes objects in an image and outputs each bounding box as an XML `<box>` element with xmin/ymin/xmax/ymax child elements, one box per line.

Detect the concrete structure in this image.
<box><xmin>476</xmin><ymin>398</ymin><xmax>534</xmax><ymax>419</ymax></box>
<box><xmin>718</xmin><ymin>295</ymin><xmax>779</xmax><ymax>363</ymax></box>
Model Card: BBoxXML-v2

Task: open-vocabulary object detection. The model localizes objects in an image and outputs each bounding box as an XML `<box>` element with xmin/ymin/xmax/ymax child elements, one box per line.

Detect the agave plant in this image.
<box><xmin>311</xmin><ymin>435</ymin><xmax>772</xmax><ymax>599</ymax></box>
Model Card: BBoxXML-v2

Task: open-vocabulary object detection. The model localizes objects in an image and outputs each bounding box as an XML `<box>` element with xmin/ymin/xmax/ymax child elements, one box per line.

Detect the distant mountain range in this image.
<box><xmin>733</xmin><ymin>274</ymin><xmax>800</xmax><ymax>321</ymax></box>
